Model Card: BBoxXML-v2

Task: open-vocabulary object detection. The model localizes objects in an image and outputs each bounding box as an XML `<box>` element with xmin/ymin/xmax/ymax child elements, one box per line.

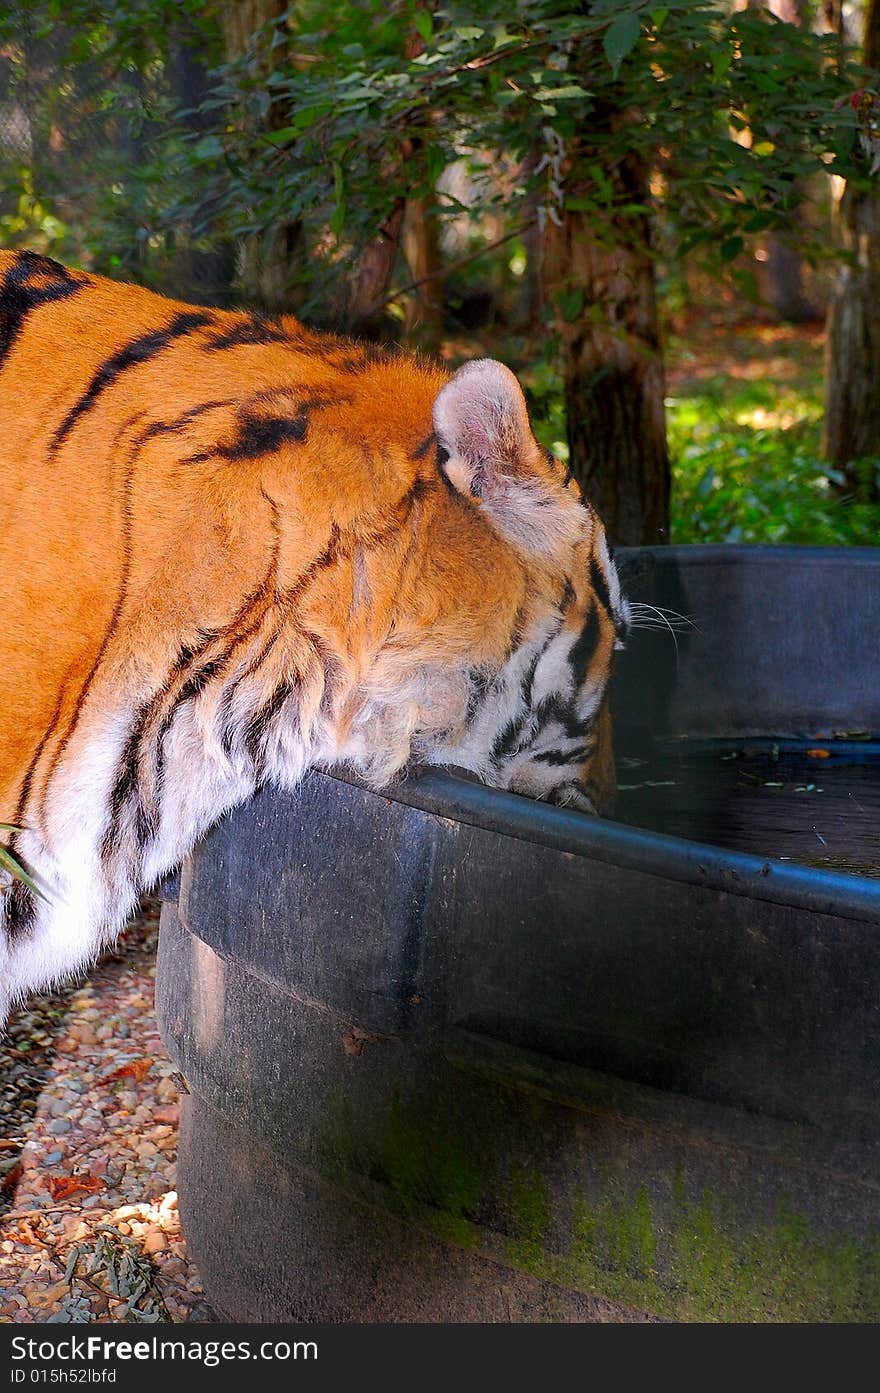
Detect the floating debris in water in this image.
<box><xmin>615</xmin><ymin>741</ymin><xmax>880</xmax><ymax>879</ymax></box>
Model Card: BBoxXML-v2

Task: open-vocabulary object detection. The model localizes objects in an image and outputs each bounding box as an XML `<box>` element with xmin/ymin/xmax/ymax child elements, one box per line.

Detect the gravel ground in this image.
<box><xmin>0</xmin><ymin>900</ymin><xmax>216</xmax><ymax>1324</ymax></box>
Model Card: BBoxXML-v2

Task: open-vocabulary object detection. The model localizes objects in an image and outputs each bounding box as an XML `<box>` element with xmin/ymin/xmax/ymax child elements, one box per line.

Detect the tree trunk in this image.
<box><xmin>514</xmin><ymin>144</ymin><xmax>545</xmax><ymax>331</ymax></box>
<box><xmin>762</xmin><ymin>236</ymin><xmax>820</xmax><ymax>323</ymax></box>
<box><xmin>164</xmin><ymin>22</ymin><xmax>236</xmax><ymax>305</ymax></box>
<box><xmin>750</xmin><ymin>0</ymin><xmax>820</xmax><ymax>324</ymax></box>
<box><xmin>222</xmin><ymin>0</ymin><xmax>304</xmax><ymax>313</ymax></box>
<box><xmin>402</xmin><ymin>196</ymin><xmax>444</xmax><ymax>351</ymax></box>
<box><xmin>542</xmin><ymin>135</ymin><xmax>669</xmax><ymax>546</ymax></box>
<box><xmin>823</xmin><ymin>0</ymin><xmax>880</xmax><ymax>495</ymax></box>
<box><xmin>344</xmin><ymin>197</ymin><xmax>407</xmax><ymax>339</ymax></box>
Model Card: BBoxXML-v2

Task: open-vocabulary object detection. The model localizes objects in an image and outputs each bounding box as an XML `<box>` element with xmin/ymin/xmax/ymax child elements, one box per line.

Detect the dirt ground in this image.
<box><xmin>0</xmin><ymin>900</ymin><xmax>216</xmax><ymax>1324</ymax></box>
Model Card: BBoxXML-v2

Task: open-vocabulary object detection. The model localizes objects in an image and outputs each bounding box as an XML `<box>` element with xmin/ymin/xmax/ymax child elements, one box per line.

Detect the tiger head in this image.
<box><xmin>321</xmin><ymin>357</ymin><xmax>630</xmax><ymax>817</ymax></box>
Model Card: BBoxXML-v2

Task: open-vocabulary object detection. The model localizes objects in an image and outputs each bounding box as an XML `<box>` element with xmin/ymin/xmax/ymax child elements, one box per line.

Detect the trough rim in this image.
<box><xmin>325</xmin><ymin>764</ymin><xmax>880</xmax><ymax>927</ymax></box>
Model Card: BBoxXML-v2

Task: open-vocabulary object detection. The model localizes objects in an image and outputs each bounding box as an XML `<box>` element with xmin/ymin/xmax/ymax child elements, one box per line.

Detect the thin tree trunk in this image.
<box><xmin>347</xmin><ymin>15</ymin><xmax>437</xmax><ymax>343</ymax></box>
<box><xmin>223</xmin><ymin>0</ymin><xmax>304</xmax><ymax>312</ymax></box>
<box><xmin>402</xmin><ymin>196</ymin><xmax>443</xmax><ymax>351</ymax></box>
<box><xmin>165</xmin><ymin>23</ymin><xmax>236</xmax><ymax>305</ymax></box>
<box><xmin>542</xmin><ymin>132</ymin><xmax>669</xmax><ymax>545</ymax></box>
<box><xmin>823</xmin><ymin>0</ymin><xmax>880</xmax><ymax>494</ymax></box>
<box><xmin>762</xmin><ymin>237</ymin><xmax>820</xmax><ymax>323</ymax></box>
<box><xmin>759</xmin><ymin>0</ymin><xmax>820</xmax><ymax>323</ymax></box>
<box><xmin>345</xmin><ymin>197</ymin><xmax>407</xmax><ymax>339</ymax></box>
<box><xmin>514</xmin><ymin>144</ymin><xmax>545</xmax><ymax>331</ymax></box>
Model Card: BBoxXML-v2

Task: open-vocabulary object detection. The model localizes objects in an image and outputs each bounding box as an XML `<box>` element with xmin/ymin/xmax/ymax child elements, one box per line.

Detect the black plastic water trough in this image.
<box><xmin>157</xmin><ymin>545</ymin><xmax>880</xmax><ymax>1322</ymax></box>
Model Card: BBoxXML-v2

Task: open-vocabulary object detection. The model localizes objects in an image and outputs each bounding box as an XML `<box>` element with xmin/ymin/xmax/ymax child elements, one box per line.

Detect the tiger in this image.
<box><xmin>0</xmin><ymin>248</ymin><xmax>630</xmax><ymax>1022</ymax></box>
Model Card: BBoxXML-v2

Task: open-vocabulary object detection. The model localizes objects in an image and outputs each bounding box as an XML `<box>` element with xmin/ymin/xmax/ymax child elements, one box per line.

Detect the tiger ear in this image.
<box><xmin>432</xmin><ymin>359</ymin><xmax>580</xmax><ymax>558</ymax></box>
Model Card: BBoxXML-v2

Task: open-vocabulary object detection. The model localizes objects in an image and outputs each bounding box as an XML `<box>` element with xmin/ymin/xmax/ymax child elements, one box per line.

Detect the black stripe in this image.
<box><xmin>13</xmin><ymin>683</ymin><xmax>69</xmax><ymax>834</ymax></box>
<box><xmin>516</xmin><ymin>610</ymin><xmax>560</xmax><ymax>702</ymax></box>
<box><xmin>220</xmin><ymin>413</ymin><xmax>308</xmax><ymax>460</ymax></box>
<box><xmin>465</xmin><ymin>668</ymin><xmax>494</xmax><ymax>727</ymax></box>
<box><xmin>569</xmin><ymin>604</ymin><xmax>601</xmax><ymax>685</ymax></box>
<box><xmin>217</xmin><ymin>629</ymin><xmax>281</xmax><ymax>756</ymax></box>
<box><xmin>532</xmin><ymin>694</ymin><xmax>592</xmax><ymax>742</ymax></box>
<box><xmin>520</xmin><ymin>655</ymin><xmax>540</xmax><ymax>709</ymax></box>
<box><xmin>0</xmin><ymin>252</ymin><xmax>84</xmax><ymax>368</ymax></box>
<box><xmin>51</xmin><ymin>310</ymin><xmax>213</xmax><ymax>453</ymax></box>
<box><xmin>306</xmin><ymin>629</ymin><xmax>341</xmax><ymax>718</ymax></box>
<box><xmin>154</xmin><ymin>612</ymin><xmax>278</xmax><ymax>784</ymax></box>
<box><xmin>336</xmin><ymin>342</ymin><xmax>405</xmax><ymax>374</ymax></box>
<box><xmin>402</xmin><ymin>475</ymin><xmax>435</xmax><ymax>508</ymax></box>
<box><xmin>39</xmin><ymin>418</ymin><xmax>144</xmax><ymax>813</ymax></box>
<box><xmin>179</xmin><ymin>392</ymin><xmax>352</xmax><ymax>466</ymax></box>
<box><xmin>139</xmin><ymin>399</ymin><xmax>233</xmax><ymax>443</ymax></box>
<box><xmin>102</xmin><ymin>570</ymin><xmax>278</xmax><ymax>860</ymax></box>
<box><xmin>204</xmin><ymin>316</ymin><xmax>291</xmax><ymax>352</ymax></box>
<box><xmin>249</xmin><ymin>386</ymin><xmax>353</xmax><ymax>413</ymax></box>
<box><xmin>534</xmin><ymin>740</ymin><xmax>595</xmax><ymax>767</ymax></box>
<box><xmin>101</xmin><ymin>634</ymin><xmax>220</xmax><ymax>857</ymax></box>
<box><xmin>491</xmin><ymin>713</ymin><xmax>531</xmax><ymax>760</ymax></box>
<box><xmin>155</xmin><ymin>650</ymin><xmax>232</xmax><ymax>768</ymax></box>
<box><xmin>413</xmin><ymin>432</ymin><xmax>436</xmax><ymax>460</ymax></box>
<box><xmin>102</xmin><ymin>707</ymin><xmax>150</xmax><ymax>857</ymax></box>
<box><xmin>281</xmin><ymin>526</ymin><xmax>341</xmax><ymax>606</ymax></box>
<box><xmin>590</xmin><ymin>556</ymin><xmax>612</xmax><ymax>618</ymax></box>
<box><xmin>243</xmin><ymin>678</ymin><xmax>301</xmax><ymax>766</ymax></box>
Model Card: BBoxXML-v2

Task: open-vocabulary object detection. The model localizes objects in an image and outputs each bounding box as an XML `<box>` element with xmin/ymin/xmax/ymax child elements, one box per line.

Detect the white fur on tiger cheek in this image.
<box><xmin>596</xmin><ymin>527</ymin><xmax>629</xmax><ymax>633</ymax></box>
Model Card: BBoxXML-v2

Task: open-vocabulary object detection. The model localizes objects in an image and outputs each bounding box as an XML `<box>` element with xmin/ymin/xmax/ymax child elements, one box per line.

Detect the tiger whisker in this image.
<box><xmin>628</xmin><ymin>602</ymin><xmax>682</xmax><ymax>660</ymax></box>
<box><xmin>628</xmin><ymin>602</ymin><xmax>697</xmax><ymax>631</ymax></box>
<box><xmin>628</xmin><ymin>605</ymin><xmax>699</xmax><ymax>643</ymax></box>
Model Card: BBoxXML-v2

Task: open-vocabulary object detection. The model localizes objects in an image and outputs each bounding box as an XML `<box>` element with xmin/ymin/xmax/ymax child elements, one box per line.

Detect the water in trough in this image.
<box><xmin>615</xmin><ymin>740</ymin><xmax>880</xmax><ymax>879</ymax></box>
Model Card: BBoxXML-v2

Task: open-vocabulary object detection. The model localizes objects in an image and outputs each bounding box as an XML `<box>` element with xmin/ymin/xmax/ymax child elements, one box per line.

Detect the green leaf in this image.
<box><xmin>331</xmin><ymin>162</ymin><xmax>346</xmax><ymax>240</ymax></box>
<box><xmin>414</xmin><ymin>11</ymin><xmax>433</xmax><ymax>44</ymax></box>
<box><xmin>192</xmin><ymin>135</ymin><xmax>223</xmax><ymax>160</ymax></box>
<box><xmin>721</xmin><ymin>235</ymin><xmax>744</xmax><ymax>262</ymax></box>
<box><xmin>534</xmin><ymin>85</ymin><xmax>590</xmax><ymax>101</ymax></box>
<box><xmin>0</xmin><ymin>844</ymin><xmax>48</xmax><ymax>900</ymax></box>
<box><xmin>557</xmin><ymin>287</ymin><xmax>585</xmax><ymax>322</ymax></box>
<box><xmin>603</xmin><ymin>12</ymin><xmax>640</xmax><ymax>79</ymax></box>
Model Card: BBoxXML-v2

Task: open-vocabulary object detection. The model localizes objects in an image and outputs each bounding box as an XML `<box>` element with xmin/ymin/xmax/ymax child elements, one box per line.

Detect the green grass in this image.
<box><xmin>668</xmin><ymin>367</ymin><xmax>880</xmax><ymax>546</ymax></box>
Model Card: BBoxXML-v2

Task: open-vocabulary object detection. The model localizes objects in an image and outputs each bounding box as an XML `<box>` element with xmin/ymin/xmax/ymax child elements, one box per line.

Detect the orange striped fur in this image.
<box><xmin>0</xmin><ymin>250</ymin><xmax>628</xmax><ymax>1015</ymax></box>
